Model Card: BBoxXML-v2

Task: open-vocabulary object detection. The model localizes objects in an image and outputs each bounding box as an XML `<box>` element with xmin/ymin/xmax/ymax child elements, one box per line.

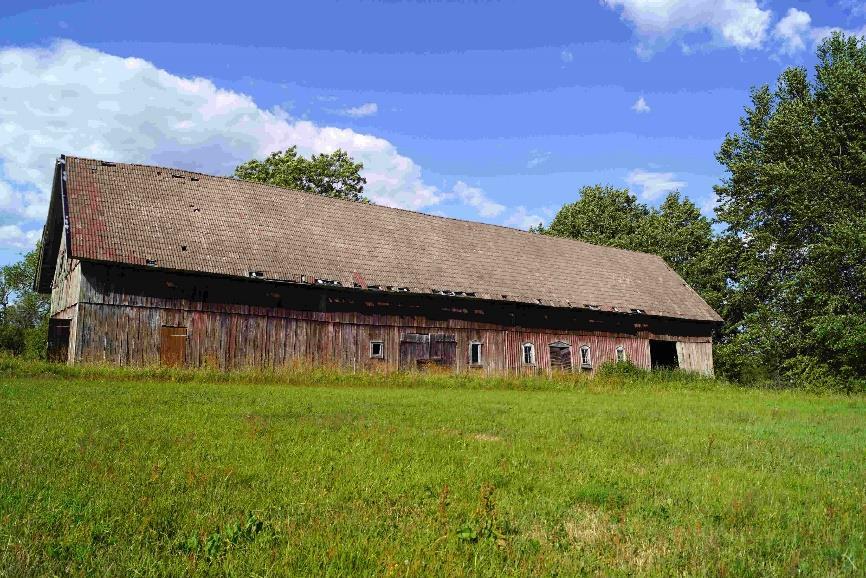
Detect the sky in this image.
<box><xmin>0</xmin><ymin>0</ymin><xmax>864</xmax><ymax>266</ymax></box>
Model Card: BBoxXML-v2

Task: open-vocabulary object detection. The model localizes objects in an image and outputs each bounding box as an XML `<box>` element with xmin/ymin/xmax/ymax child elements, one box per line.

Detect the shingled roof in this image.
<box><xmin>37</xmin><ymin>155</ymin><xmax>721</xmax><ymax>323</ymax></box>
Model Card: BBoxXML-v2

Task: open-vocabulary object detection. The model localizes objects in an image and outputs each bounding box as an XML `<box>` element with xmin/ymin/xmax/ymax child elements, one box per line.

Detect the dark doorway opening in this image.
<box><xmin>650</xmin><ymin>340</ymin><xmax>679</xmax><ymax>369</ymax></box>
<box><xmin>47</xmin><ymin>318</ymin><xmax>71</xmax><ymax>363</ymax></box>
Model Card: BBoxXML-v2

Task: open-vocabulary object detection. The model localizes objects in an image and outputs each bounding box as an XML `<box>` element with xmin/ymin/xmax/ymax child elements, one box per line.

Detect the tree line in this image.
<box><xmin>3</xmin><ymin>33</ymin><xmax>863</xmax><ymax>390</ymax></box>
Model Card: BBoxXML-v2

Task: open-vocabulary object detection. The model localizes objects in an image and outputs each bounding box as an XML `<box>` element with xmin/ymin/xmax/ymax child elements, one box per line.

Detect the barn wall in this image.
<box><xmin>73</xmin><ymin>301</ymin><xmax>658</xmax><ymax>373</ymax></box>
<box><xmin>676</xmin><ymin>341</ymin><xmax>715</xmax><ymax>376</ymax></box>
<box><xmin>71</xmin><ymin>263</ymin><xmax>715</xmax><ymax>375</ymax></box>
<box><xmin>49</xmin><ymin>225</ymin><xmax>81</xmax><ymax>317</ymax></box>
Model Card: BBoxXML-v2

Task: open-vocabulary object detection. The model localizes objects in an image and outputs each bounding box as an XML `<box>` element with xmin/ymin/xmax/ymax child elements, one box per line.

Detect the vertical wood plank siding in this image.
<box><xmin>63</xmin><ymin>263</ymin><xmax>714</xmax><ymax>375</ymax></box>
<box><xmin>73</xmin><ymin>301</ymin><xmax>680</xmax><ymax>374</ymax></box>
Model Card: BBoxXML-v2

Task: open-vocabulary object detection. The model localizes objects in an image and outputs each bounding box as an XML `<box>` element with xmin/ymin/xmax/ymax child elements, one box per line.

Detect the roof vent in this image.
<box><xmin>146</xmin><ymin>259</ymin><xmax>157</xmax><ymax>267</ymax></box>
<box><xmin>190</xmin><ymin>177</ymin><xmax>199</xmax><ymax>181</ymax></box>
<box><xmin>100</xmin><ymin>161</ymin><xmax>116</xmax><ymax>167</ymax></box>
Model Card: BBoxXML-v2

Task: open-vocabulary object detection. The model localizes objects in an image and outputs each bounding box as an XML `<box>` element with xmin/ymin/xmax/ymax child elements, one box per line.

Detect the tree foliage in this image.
<box><xmin>234</xmin><ymin>147</ymin><xmax>368</xmax><ymax>202</ymax></box>
<box><xmin>713</xmin><ymin>32</ymin><xmax>866</xmax><ymax>390</ymax></box>
<box><xmin>0</xmin><ymin>247</ymin><xmax>49</xmax><ymax>358</ymax></box>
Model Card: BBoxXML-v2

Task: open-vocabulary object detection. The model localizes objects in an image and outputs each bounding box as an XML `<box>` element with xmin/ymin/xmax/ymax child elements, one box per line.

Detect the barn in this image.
<box><xmin>35</xmin><ymin>155</ymin><xmax>722</xmax><ymax>374</ymax></box>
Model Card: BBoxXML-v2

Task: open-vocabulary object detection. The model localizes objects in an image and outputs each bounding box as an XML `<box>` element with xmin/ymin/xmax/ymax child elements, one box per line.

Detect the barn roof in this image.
<box><xmin>36</xmin><ymin>155</ymin><xmax>722</xmax><ymax>323</ymax></box>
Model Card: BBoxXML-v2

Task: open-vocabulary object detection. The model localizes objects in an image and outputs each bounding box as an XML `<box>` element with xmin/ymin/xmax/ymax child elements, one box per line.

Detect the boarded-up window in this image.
<box><xmin>47</xmin><ymin>319</ymin><xmax>71</xmax><ymax>363</ymax></box>
<box><xmin>399</xmin><ymin>333</ymin><xmax>457</xmax><ymax>370</ymax></box>
<box><xmin>549</xmin><ymin>341</ymin><xmax>572</xmax><ymax>371</ymax></box>
<box><xmin>160</xmin><ymin>325</ymin><xmax>187</xmax><ymax>367</ymax></box>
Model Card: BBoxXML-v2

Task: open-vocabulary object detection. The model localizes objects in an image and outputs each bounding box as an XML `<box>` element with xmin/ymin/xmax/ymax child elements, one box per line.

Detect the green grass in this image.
<box><xmin>1</xmin><ymin>360</ymin><xmax>864</xmax><ymax>576</ymax></box>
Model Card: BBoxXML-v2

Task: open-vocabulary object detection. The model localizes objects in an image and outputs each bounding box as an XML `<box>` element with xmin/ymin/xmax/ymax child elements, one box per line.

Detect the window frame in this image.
<box><xmin>522</xmin><ymin>342</ymin><xmax>536</xmax><ymax>365</ymax></box>
<box><xmin>579</xmin><ymin>345</ymin><xmax>592</xmax><ymax>369</ymax></box>
<box><xmin>469</xmin><ymin>341</ymin><xmax>483</xmax><ymax>366</ymax></box>
<box><xmin>370</xmin><ymin>340</ymin><xmax>384</xmax><ymax>359</ymax></box>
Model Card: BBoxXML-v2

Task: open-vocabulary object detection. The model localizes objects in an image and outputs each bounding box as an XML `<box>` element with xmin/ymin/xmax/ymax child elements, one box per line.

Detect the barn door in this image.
<box><xmin>549</xmin><ymin>341</ymin><xmax>572</xmax><ymax>372</ymax></box>
<box><xmin>160</xmin><ymin>325</ymin><xmax>187</xmax><ymax>367</ymax></box>
<box><xmin>429</xmin><ymin>333</ymin><xmax>457</xmax><ymax>369</ymax></box>
<box><xmin>47</xmin><ymin>318</ymin><xmax>71</xmax><ymax>363</ymax></box>
<box><xmin>399</xmin><ymin>333</ymin><xmax>430</xmax><ymax>370</ymax></box>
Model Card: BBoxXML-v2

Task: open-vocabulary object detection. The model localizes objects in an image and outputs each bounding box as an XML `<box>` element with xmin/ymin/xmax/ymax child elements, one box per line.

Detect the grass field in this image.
<box><xmin>1</xmin><ymin>361</ymin><xmax>864</xmax><ymax>576</ymax></box>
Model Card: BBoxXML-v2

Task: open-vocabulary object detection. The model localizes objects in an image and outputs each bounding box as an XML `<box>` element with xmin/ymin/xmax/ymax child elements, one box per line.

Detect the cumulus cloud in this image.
<box><xmin>335</xmin><ymin>102</ymin><xmax>378</xmax><ymax>117</ymax></box>
<box><xmin>450</xmin><ymin>181</ymin><xmax>505</xmax><ymax>218</ymax></box>
<box><xmin>0</xmin><ymin>225</ymin><xmax>41</xmax><ymax>250</ymax></box>
<box><xmin>773</xmin><ymin>7</ymin><xmax>866</xmax><ymax>55</ymax></box>
<box><xmin>602</xmin><ymin>0</ymin><xmax>772</xmax><ymax>51</ymax></box>
<box><xmin>0</xmin><ymin>41</ymin><xmax>454</xmax><ymax>250</ymax></box>
<box><xmin>631</xmin><ymin>96</ymin><xmax>651</xmax><ymax>113</ymax></box>
<box><xmin>626</xmin><ymin>169</ymin><xmax>686</xmax><ymax>201</ymax></box>
<box><xmin>560</xmin><ymin>49</ymin><xmax>574</xmax><ymax>63</ymax></box>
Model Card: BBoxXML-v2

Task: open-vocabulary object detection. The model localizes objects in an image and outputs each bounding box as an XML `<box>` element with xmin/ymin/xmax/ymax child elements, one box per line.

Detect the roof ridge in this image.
<box><xmin>61</xmin><ymin>154</ymin><xmax>662</xmax><ymax>261</ymax></box>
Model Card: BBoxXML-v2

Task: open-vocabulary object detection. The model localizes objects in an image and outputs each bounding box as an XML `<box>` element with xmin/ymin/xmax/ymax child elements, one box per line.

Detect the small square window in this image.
<box><xmin>616</xmin><ymin>346</ymin><xmax>626</xmax><ymax>363</ymax></box>
<box><xmin>470</xmin><ymin>342</ymin><xmax>483</xmax><ymax>366</ymax></box>
<box><xmin>370</xmin><ymin>341</ymin><xmax>384</xmax><ymax>358</ymax></box>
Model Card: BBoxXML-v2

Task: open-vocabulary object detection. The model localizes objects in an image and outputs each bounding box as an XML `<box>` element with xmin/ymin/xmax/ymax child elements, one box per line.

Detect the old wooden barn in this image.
<box><xmin>36</xmin><ymin>155</ymin><xmax>722</xmax><ymax>374</ymax></box>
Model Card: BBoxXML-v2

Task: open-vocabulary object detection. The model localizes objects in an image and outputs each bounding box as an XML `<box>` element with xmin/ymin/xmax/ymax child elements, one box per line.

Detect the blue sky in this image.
<box><xmin>0</xmin><ymin>0</ymin><xmax>864</xmax><ymax>265</ymax></box>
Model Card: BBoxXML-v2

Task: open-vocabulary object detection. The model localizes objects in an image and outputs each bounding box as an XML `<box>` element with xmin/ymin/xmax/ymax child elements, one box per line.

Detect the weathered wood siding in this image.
<box><xmin>676</xmin><ymin>341</ymin><xmax>714</xmax><ymax>376</ymax></box>
<box><xmin>69</xmin><ymin>263</ymin><xmax>715</xmax><ymax>375</ymax></box>
<box><xmin>49</xmin><ymin>225</ymin><xmax>81</xmax><ymax>317</ymax></box>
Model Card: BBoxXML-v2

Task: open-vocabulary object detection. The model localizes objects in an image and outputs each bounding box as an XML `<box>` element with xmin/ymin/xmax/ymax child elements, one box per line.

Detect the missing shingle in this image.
<box><xmin>190</xmin><ymin>177</ymin><xmax>199</xmax><ymax>181</ymax></box>
<box><xmin>248</xmin><ymin>271</ymin><xmax>264</xmax><ymax>278</ymax></box>
<box><xmin>181</xmin><ymin>245</ymin><xmax>187</xmax><ymax>252</ymax></box>
<box><xmin>100</xmin><ymin>161</ymin><xmax>116</xmax><ymax>167</ymax></box>
<box><xmin>146</xmin><ymin>259</ymin><xmax>157</xmax><ymax>267</ymax></box>
<box><xmin>171</xmin><ymin>174</ymin><xmax>184</xmax><ymax>179</ymax></box>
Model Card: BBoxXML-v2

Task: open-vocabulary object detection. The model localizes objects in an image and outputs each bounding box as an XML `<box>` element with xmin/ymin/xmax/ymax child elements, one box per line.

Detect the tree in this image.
<box><xmin>540</xmin><ymin>185</ymin><xmax>649</xmax><ymax>248</ymax></box>
<box><xmin>234</xmin><ymin>147</ymin><xmax>369</xmax><ymax>202</ymax></box>
<box><xmin>713</xmin><ymin>32</ymin><xmax>866</xmax><ymax>390</ymax></box>
<box><xmin>0</xmin><ymin>246</ymin><xmax>49</xmax><ymax>358</ymax></box>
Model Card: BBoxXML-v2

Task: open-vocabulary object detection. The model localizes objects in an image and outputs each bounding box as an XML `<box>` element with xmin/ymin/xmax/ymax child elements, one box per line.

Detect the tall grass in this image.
<box><xmin>1</xmin><ymin>357</ymin><xmax>863</xmax><ymax>576</ymax></box>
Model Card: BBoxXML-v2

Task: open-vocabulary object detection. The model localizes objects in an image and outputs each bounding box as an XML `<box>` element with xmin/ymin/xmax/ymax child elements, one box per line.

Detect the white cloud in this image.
<box><xmin>560</xmin><ymin>49</ymin><xmax>574</xmax><ymax>63</ymax></box>
<box><xmin>527</xmin><ymin>149</ymin><xmax>552</xmax><ymax>169</ymax></box>
<box><xmin>773</xmin><ymin>8</ymin><xmax>866</xmax><ymax>55</ymax></box>
<box><xmin>335</xmin><ymin>102</ymin><xmax>378</xmax><ymax>118</ymax></box>
<box><xmin>626</xmin><ymin>169</ymin><xmax>686</xmax><ymax>201</ymax></box>
<box><xmin>0</xmin><ymin>225</ymin><xmax>41</xmax><ymax>249</ymax></box>
<box><xmin>631</xmin><ymin>96</ymin><xmax>651</xmax><ymax>113</ymax></box>
<box><xmin>773</xmin><ymin>8</ymin><xmax>812</xmax><ymax>54</ymax></box>
<box><xmin>0</xmin><ymin>41</ymin><xmax>460</xmax><ymax>250</ymax></box>
<box><xmin>504</xmin><ymin>205</ymin><xmax>556</xmax><ymax>230</ymax></box>
<box><xmin>602</xmin><ymin>0</ymin><xmax>772</xmax><ymax>51</ymax></box>
<box><xmin>450</xmin><ymin>181</ymin><xmax>505</xmax><ymax>218</ymax></box>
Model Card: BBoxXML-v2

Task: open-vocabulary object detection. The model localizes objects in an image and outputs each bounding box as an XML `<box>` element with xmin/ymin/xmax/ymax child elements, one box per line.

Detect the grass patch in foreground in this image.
<box><xmin>1</xmin><ymin>364</ymin><xmax>864</xmax><ymax>576</ymax></box>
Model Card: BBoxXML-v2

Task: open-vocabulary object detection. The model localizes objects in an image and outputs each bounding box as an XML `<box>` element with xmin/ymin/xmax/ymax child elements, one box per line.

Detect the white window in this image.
<box><xmin>370</xmin><ymin>340</ymin><xmax>384</xmax><ymax>358</ymax></box>
<box><xmin>580</xmin><ymin>345</ymin><xmax>592</xmax><ymax>368</ymax></box>
<box><xmin>616</xmin><ymin>346</ymin><xmax>626</xmax><ymax>363</ymax></box>
<box><xmin>470</xmin><ymin>341</ymin><xmax>483</xmax><ymax>366</ymax></box>
<box><xmin>522</xmin><ymin>343</ymin><xmax>535</xmax><ymax>365</ymax></box>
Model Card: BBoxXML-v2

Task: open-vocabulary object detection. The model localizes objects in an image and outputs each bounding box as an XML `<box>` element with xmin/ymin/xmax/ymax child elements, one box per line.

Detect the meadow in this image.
<box><xmin>1</xmin><ymin>359</ymin><xmax>864</xmax><ymax>576</ymax></box>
